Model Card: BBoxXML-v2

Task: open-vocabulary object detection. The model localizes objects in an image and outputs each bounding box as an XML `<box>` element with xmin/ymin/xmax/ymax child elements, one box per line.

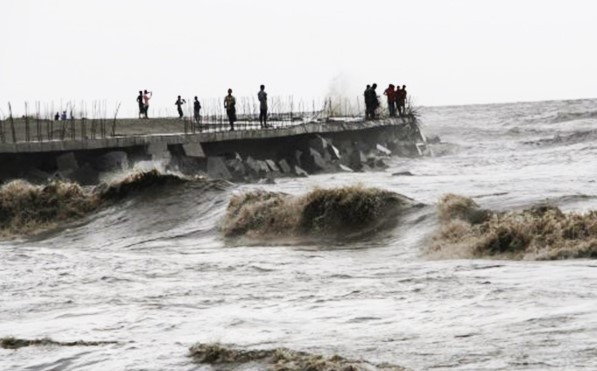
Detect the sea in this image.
<box><xmin>1</xmin><ymin>98</ymin><xmax>596</xmax><ymax>370</ymax></box>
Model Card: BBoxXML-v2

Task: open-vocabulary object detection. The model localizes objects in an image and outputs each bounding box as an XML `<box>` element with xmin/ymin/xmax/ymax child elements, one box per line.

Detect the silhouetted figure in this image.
<box><xmin>143</xmin><ymin>90</ymin><xmax>152</xmax><ymax>119</ymax></box>
<box><xmin>136</xmin><ymin>91</ymin><xmax>144</xmax><ymax>118</ymax></box>
<box><xmin>365</xmin><ymin>83</ymin><xmax>379</xmax><ymax>119</ymax></box>
<box><xmin>175</xmin><ymin>96</ymin><xmax>186</xmax><ymax>118</ymax></box>
<box><xmin>224</xmin><ymin>89</ymin><xmax>236</xmax><ymax>131</ymax></box>
<box><xmin>364</xmin><ymin>84</ymin><xmax>371</xmax><ymax>119</ymax></box>
<box><xmin>193</xmin><ymin>97</ymin><xmax>201</xmax><ymax>123</ymax></box>
<box><xmin>384</xmin><ymin>84</ymin><xmax>396</xmax><ymax>117</ymax></box>
<box><xmin>54</xmin><ymin>112</ymin><xmax>60</xmax><ymax>121</ymax></box>
<box><xmin>60</xmin><ymin>111</ymin><xmax>67</xmax><ymax>120</ymax></box>
<box><xmin>397</xmin><ymin>85</ymin><xmax>407</xmax><ymax>116</ymax></box>
<box><xmin>258</xmin><ymin>84</ymin><xmax>268</xmax><ymax>128</ymax></box>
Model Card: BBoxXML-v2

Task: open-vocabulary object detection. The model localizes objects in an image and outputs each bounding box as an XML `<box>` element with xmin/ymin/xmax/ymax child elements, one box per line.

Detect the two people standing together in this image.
<box><xmin>137</xmin><ymin>90</ymin><xmax>152</xmax><ymax>119</ymax></box>
<box><xmin>224</xmin><ymin>85</ymin><xmax>269</xmax><ymax>131</ymax></box>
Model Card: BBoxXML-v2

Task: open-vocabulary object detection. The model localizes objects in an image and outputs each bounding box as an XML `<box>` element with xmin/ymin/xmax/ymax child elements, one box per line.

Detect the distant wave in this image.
<box><xmin>551</xmin><ymin>110</ymin><xmax>597</xmax><ymax>124</ymax></box>
<box><xmin>522</xmin><ymin>129</ymin><xmax>597</xmax><ymax>146</ymax></box>
<box><xmin>189</xmin><ymin>343</ymin><xmax>405</xmax><ymax>370</ymax></box>
<box><xmin>429</xmin><ymin>194</ymin><xmax>597</xmax><ymax>260</ymax></box>
<box><xmin>221</xmin><ymin>186</ymin><xmax>421</xmax><ymax>243</ymax></box>
<box><xmin>0</xmin><ymin>169</ymin><xmax>216</xmax><ymax>238</ymax></box>
<box><xmin>1</xmin><ymin>336</ymin><xmax>117</xmax><ymax>349</ymax></box>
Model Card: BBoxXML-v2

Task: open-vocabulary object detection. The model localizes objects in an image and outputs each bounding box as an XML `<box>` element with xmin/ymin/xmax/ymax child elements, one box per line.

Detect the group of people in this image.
<box><xmin>364</xmin><ymin>83</ymin><xmax>408</xmax><ymax>119</ymax></box>
<box><xmin>136</xmin><ymin>85</ymin><xmax>270</xmax><ymax>132</ymax></box>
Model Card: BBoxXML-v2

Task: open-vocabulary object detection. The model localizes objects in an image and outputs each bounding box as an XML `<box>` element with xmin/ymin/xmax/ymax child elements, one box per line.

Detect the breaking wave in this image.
<box><xmin>551</xmin><ymin>110</ymin><xmax>597</xmax><ymax>124</ymax></box>
<box><xmin>0</xmin><ymin>336</ymin><xmax>117</xmax><ymax>350</ymax></box>
<box><xmin>429</xmin><ymin>194</ymin><xmax>597</xmax><ymax>260</ymax></box>
<box><xmin>0</xmin><ymin>169</ymin><xmax>209</xmax><ymax>238</ymax></box>
<box><xmin>221</xmin><ymin>186</ymin><xmax>419</xmax><ymax>242</ymax></box>
<box><xmin>189</xmin><ymin>343</ymin><xmax>405</xmax><ymax>370</ymax></box>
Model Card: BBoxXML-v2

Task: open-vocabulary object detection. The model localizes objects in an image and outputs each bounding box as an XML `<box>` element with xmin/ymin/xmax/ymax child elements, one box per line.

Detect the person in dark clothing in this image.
<box><xmin>193</xmin><ymin>96</ymin><xmax>201</xmax><ymax>123</ymax></box>
<box><xmin>384</xmin><ymin>84</ymin><xmax>396</xmax><ymax>117</ymax></box>
<box><xmin>136</xmin><ymin>91</ymin><xmax>144</xmax><ymax>118</ymax></box>
<box><xmin>366</xmin><ymin>83</ymin><xmax>379</xmax><ymax>119</ymax></box>
<box><xmin>364</xmin><ymin>84</ymin><xmax>371</xmax><ymax>119</ymax></box>
<box><xmin>175</xmin><ymin>96</ymin><xmax>186</xmax><ymax>118</ymax></box>
<box><xmin>54</xmin><ymin>112</ymin><xmax>60</xmax><ymax>121</ymax></box>
<box><xmin>258</xmin><ymin>85</ymin><xmax>268</xmax><ymax>128</ymax></box>
<box><xmin>397</xmin><ymin>85</ymin><xmax>407</xmax><ymax>116</ymax></box>
<box><xmin>224</xmin><ymin>89</ymin><xmax>236</xmax><ymax>131</ymax></box>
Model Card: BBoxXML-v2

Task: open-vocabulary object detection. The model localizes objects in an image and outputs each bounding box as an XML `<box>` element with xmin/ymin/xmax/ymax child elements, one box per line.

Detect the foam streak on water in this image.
<box><xmin>1</xmin><ymin>99</ymin><xmax>597</xmax><ymax>370</ymax></box>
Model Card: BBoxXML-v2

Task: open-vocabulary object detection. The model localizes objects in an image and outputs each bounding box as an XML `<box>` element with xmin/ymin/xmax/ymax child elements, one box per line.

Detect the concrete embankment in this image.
<box><xmin>0</xmin><ymin>117</ymin><xmax>429</xmax><ymax>184</ymax></box>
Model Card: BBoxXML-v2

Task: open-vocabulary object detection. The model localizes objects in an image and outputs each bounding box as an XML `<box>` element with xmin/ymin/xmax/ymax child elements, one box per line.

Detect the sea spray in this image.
<box><xmin>430</xmin><ymin>194</ymin><xmax>597</xmax><ymax>260</ymax></box>
<box><xmin>189</xmin><ymin>343</ymin><xmax>406</xmax><ymax>370</ymax></box>
<box><xmin>221</xmin><ymin>186</ymin><xmax>418</xmax><ymax>241</ymax></box>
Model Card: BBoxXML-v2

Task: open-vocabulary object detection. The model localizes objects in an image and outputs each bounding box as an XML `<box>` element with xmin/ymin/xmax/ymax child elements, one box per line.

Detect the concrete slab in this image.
<box><xmin>182</xmin><ymin>142</ymin><xmax>206</xmax><ymax>158</ymax></box>
<box><xmin>207</xmin><ymin>157</ymin><xmax>232</xmax><ymax>180</ymax></box>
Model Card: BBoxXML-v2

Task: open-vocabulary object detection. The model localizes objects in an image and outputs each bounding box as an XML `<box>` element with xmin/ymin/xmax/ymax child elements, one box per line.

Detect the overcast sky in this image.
<box><xmin>1</xmin><ymin>0</ymin><xmax>596</xmax><ymax>116</ymax></box>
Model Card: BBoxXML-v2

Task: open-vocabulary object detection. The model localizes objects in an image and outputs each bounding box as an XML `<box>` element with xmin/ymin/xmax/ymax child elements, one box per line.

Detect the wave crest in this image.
<box><xmin>221</xmin><ymin>186</ymin><xmax>418</xmax><ymax>241</ymax></box>
<box><xmin>0</xmin><ymin>169</ymin><xmax>205</xmax><ymax>237</ymax></box>
<box><xmin>430</xmin><ymin>195</ymin><xmax>597</xmax><ymax>260</ymax></box>
<box><xmin>189</xmin><ymin>343</ymin><xmax>405</xmax><ymax>370</ymax></box>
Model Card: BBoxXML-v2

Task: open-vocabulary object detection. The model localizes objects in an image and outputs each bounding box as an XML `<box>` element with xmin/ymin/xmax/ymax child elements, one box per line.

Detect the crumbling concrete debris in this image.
<box><xmin>278</xmin><ymin>159</ymin><xmax>291</xmax><ymax>174</ymax></box>
<box><xmin>376</xmin><ymin>143</ymin><xmax>392</xmax><ymax>156</ymax></box>
<box><xmin>264</xmin><ymin>159</ymin><xmax>279</xmax><ymax>173</ymax></box>
<box><xmin>338</xmin><ymin>164</ymin><xmax>354</xmax><ymax>172</ymax></box>
<box><xmin>294</xmin><ymin>165</ymin><xmax>308</xmax><ymax>177</ymax></box>
<box><xmin>207</xmin><ymin>157</ymin><xmax>232</xmax><ymax>180</ymax></box>
<box><xmin>308</xmin><ymin>134</ymin><xmax>329</xmax><ymax>154</ymax></box>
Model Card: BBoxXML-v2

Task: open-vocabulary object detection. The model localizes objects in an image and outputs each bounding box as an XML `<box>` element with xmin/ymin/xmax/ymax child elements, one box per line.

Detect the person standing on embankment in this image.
<box><xmin>224</xmin><ymin>89</ymin><xmax>236</xmax><ymax>131</ymax></box>
<box><xmin>193</xmin><ymin>97</ymin><xmax>201</xmax><ymax>124</ymax></box>
<box><xmin>384</xmin><ymin>84</ymin><xmax>396</xmax><ymax>117</ymax></box>
<box><xmin>258</xmin><ymin>84</ymin><xmax>268</xmax><ymax>128</ymax></box>
<box><xmin>175</xmin><ymin>96</ymin><xmax>186</xmax><ymax>119</ymax></box>
<box><xmin>143</xmin><ymin>90</ymin><xmax>152</xmax><ymax>119</ymax></box>
<box><xmin>137</xmin><ymin>91</ymin><xmax>144</xmax><ymax>119</ymax></box>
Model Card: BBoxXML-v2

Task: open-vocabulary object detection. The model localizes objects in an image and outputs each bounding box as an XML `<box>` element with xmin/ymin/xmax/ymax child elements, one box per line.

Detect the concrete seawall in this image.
<box><xmin>0</xmin><ymin>117</ymin><xmax>428</xmax><ymax>184</ymax></box>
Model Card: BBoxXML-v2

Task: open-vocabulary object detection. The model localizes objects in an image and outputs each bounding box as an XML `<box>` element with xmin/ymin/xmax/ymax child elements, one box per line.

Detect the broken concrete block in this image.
<box><xmin>56</xmin><ymin>152</ymin><xmax>78</xmax><ymax>172</ymax></box>
<box><xmin>257</xmin><ymin>160</ymin><xmax>270</xmax><ymax>173</ymax></box>
<box><xmin>182</xmin><ymin>142</ymin><xmax>205</xmax><ymax>158</ymax></box>
<box><xmin>376</xmin><ymin>143</ymin><xmax>392</xmax><ymax>156</ymax></box>
<box><xmin>309</xmin><ymin>147</ymin><xmax>327</xmax><ymax>170</ymax></box>
<box><xmin>327</xmin><ymin>144</ymin><xmax>341</xmax><ymax>160</ymax></box>
<box><xmin>245</xmin><ymin>156</ymin><xmax>261</xmax><ymax>175</ymax></box>
<box><xmin>348</xmin><ymin>150</ymin><xmax>367</xmax><ymax>170</ymax></box>
<box><xmin>95</xmin><ymin>151</ymin><xmax>129</xmax><ymax>172</ymax></box>
<box><xmin>265</xmin><ymin>159</ymin><xmax>280</xmax><ymax>172</ymax></box>
<box><xmin>278</xmin><ymin>159</ymin><xmax>292</xmax><ymax>173</ymax></box>
<box><xmin>225</xmin><ymin>158</ymin><xmax>246</xmax><ymax>181</ymax></box>
<box><xmin>308</xmin><ymin>135</ymin><xmax>328</xmax><ymax>154</ymax></box>
<box><xmin>338</xmin><ymin>164</ymin><xmax>354</xmax><ymax>172</ymax></box>
<box><xmin>207</xmin><ymin>157</ymin><xmax>232</xmax><ymax>180</ymax></box>
<box><xmin>294</xmin><ymin>150</ymin><xmax>303</xmax><ymax>167</ymax></box>
<box><xmin>294</xmin><ymin>165</ymin><xmax>309</xmax><ymax>177</ymax></box>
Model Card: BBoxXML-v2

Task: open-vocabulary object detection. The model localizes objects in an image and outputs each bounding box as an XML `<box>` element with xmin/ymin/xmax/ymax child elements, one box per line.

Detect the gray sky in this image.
<box><xmin>1</xmin><ymin>0</ymin><xmax>596</xmax><ymax>116</ymax></box>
